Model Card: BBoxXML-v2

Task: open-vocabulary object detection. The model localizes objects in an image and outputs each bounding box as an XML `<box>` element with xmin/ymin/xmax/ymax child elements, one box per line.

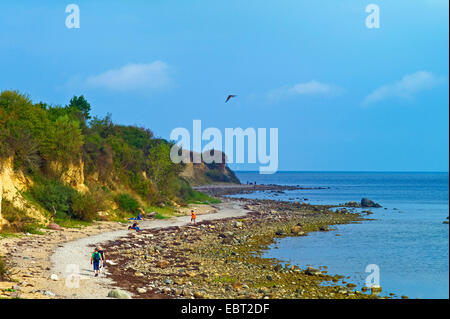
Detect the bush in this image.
<box><xmin>114</xmin><ymin>193</ymin><xmax>140</xmax><ymax>214</ymax></box>
<box><xmin>0</xmin><ymin>199</ymin><xmax>42</xmax><ymax>234</ymax></box>
<box><xmin>174</xmin><ymin>178</ymin><xmax>220</xmax><ymax>204</ymax></box>
<box><xmin>28</xmin><ymin>178</ymin><xmax>76</xmax><ymax>217</ymax></box>
<box><xmin>0</xmin><ymin>256</ymin><xmax>12</xmax><ymax>281</ymax></box>
<box><xmin>72</xmin><ymin>191</ymin><xmax>106</xmax><ymax>221</ymax></box>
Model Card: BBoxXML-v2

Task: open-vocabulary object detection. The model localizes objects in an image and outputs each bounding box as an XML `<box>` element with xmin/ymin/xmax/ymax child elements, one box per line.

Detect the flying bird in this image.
<box><xmin>225</xmin><ymin>95</ymin><xmax>237</xmax><ymax>103</ymax></box>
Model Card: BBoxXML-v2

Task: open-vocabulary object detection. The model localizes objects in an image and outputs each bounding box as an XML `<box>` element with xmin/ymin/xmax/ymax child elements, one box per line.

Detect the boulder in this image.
<box><xmin>361</xmin><ymin>198</ymin><xmax>382</xmax><ymax>208</ymax></box>
<box><xmin>275</xmin><ymin>229</ymin><xmax>286</xmax><ymax>236</ymax></box>
<box><xmin>370</xmin><ymin>285</ymin><xmax>382</xmax><ymax>296</ymax></box>
<box><xmin>48</xmin><ymin>223</ymin><xmax>62</xmax><ymax>231</ymax></box>
<box><xmin>164</xmin><ymin>278</ymin><xmax>173</xmax><ymax>285</ymax></box>
<box><xmin>136</xmin><ymin>288</ymin><xmax>147</xmax><ymax>294</ymax></box>
<box><xmin>231</xmin><ymin>282</ymin><xmax>243</xmax><ymax>290</ymax></box>
<box><xmin>234</xmin><ymin>221</ymin><xmax>243</xmax><ymax>228</ymax></box>
<box><xmin>344</xmin><ymin>201</ymin><xmax>359</xmax><ymax>207</ymax></box>
<box><xmin>193</xmin><ymin>291</ymin><xmax>205</xmax><ymax>299</ymax></box>
<box><xmin>157</xmin><ymin>259</ymin><xmax>170</xmax><ymax>268</ymax></box>
<box><xmin>108</xmin><ymin>289</ymin><xmax>131</xmax><ymax>299</ymax></box>
<box><xmin>146</xmin><ymin>212</ymin><xmax>157</xmax><ymax>218</ymax></box>
<box><xmin>291</xmin><ymin>225</ymin><xmax>302</xmax><ymax>234</ymax></box>
<box><xmin>305</xmin><ymin>266</ymin><xmax>322</xmax><ymax>276</ymax></box>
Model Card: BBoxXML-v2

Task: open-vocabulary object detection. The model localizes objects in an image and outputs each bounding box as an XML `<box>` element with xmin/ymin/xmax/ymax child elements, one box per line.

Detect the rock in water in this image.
<box><xmin>361</xmin><ymin>198</ymin><xmax>382</xmax><ymax>208</ymax></box>
<box><xmin>108</xmin><ymin>289</ymin><xmax>131</xmax><ymax>299</ymax></box>
<box><xmin>370</xmin><ymin>285</ymin><xmax>382</xmax><ymax>296</ymax></box>
<box><xmin>275</xmin><ymin>229</ymin><xmax>286</xmax><ymax>236</ymax></box>
<box><xmin>305</xmin><ymin>267</ymin><xmax>322</xmax><ymax>276</ymax></box>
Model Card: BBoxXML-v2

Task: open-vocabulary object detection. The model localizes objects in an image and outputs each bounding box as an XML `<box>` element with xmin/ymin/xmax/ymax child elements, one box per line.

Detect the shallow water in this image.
<box><xmin>231</xmin><ymin>172</ymin><xmax>449</xmax><ymax>299</ymax></box>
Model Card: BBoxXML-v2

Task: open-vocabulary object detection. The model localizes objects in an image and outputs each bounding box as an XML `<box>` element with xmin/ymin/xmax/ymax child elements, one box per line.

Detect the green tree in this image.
<box><xmin>68</xmin><ymin>95</ymin><xmax>91</xmax><ymax>120</ymax></box>
<box><xmin>40</xmin><ymin>115</ymin><xmax>84</xmax><ymax>164</ymax></box>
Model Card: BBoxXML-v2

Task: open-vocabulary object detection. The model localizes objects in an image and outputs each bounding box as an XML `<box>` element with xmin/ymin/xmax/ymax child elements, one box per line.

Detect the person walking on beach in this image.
<box><xmin>91</xmin><ymin>247</ymin><xmax>102</xmax><ymax>277</ymax></box>
<box><xmin>98</xmin><ymin>246</ymin><xmax>106</xmax><ymax>273</ymax></box>
<box><xmin>190</xmin><ymin>209</ymin><xmax>197</xmax><ymax>224</ymax></box>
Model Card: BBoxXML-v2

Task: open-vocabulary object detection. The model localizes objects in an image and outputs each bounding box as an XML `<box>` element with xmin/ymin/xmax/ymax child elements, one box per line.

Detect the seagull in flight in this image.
<box><xmin>225</xmin><ymin>95</ymin><xmax>237</xmax><ymax>103</ymax></box>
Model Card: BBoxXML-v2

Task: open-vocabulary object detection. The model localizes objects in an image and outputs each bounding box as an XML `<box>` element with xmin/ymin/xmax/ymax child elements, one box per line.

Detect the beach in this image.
<box><xmin>1</xmin><ymin>184</ymin><xmax>387</xmax><ymax>299</ymax></box>
<box><xmin>3</xmin><ymin>173</ymin><xmax>447</xmax><ymax>299</ymax></box>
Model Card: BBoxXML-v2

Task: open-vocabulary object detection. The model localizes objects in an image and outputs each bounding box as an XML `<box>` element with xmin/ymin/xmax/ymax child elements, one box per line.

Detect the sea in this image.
<box><xmin>229</xmin><ymin>171</ymin><xmax>449</xmax><ymax>299</ymax></box>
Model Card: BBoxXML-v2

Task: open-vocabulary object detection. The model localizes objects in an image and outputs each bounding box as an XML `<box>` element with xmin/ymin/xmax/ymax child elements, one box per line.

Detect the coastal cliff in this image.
<box><xmin>180</xmin><ymin>151</ymin><xmax>240</xmax><ymax>186</ymax></box>
<box><xmin>0</xmin><ymin>90</ymin><xmax>235</xmax><ymax>233</ymax></box>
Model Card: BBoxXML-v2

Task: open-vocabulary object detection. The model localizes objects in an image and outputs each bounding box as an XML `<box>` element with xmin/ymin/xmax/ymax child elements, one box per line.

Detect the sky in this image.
<box><xmin>0</xmin><ymin>0</ymin><xmax>448</xmax><ymax>172</ymax></box>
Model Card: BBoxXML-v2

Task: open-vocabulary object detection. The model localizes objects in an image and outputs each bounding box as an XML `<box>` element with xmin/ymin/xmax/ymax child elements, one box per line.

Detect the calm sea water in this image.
<box><xmin>230</xmin><ymin>172</ymin><xmax>449</xmax><ymax>299</ymax></box>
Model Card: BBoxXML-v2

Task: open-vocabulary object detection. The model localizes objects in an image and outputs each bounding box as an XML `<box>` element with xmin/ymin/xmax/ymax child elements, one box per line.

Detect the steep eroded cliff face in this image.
<box><xmin>0</xmin><ymin>157</ymin><xmax>92</xmax><ymax>229</ymax></box>
<box><xmin>179</xmin><ymin>151</ymin><xmax>240</xmax><ymax>186</ymax></box>
<box><xmin>47</xmin><ymin>159</ymin><xmax>89</xmax><ymax>193</ymax></box>
<box><xmin>0</xmin><ymin>157</ymin><xmax>47</xmax><ymax>229</ymax></box>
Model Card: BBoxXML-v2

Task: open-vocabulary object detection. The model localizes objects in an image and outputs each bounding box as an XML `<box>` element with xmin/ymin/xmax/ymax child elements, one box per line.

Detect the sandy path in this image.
<box><xmin>48</xmin><ymin>200</ymin><xmax>250</xmax><ymax>299</ymax></box>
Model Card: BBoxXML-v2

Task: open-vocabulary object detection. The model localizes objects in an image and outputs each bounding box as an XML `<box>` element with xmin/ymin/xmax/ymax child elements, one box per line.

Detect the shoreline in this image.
<box><xmin>0</xmin><ymin>185</ymin><xmax>393</xmax><ymax>299</ymax></box>
<box><xmin>101</xmin><ymin>197</ymin><xmax>388</xmax><ymax>299</ymax></box>
<box><xmin>0</xmin><ymin>199</ymin><xmax>251</xmax><ymax>299</ymax></box>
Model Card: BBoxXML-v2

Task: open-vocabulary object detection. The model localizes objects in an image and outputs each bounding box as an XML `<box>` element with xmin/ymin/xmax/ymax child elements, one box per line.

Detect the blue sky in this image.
<box><xmin>1</xmin><ymin>0</ymin><xmax>448</xmax><ymax>171</ymax></box>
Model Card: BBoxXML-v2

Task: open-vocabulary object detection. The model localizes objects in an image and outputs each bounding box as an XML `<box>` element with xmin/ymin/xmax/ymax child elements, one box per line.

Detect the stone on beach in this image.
<box><xmin>305</xmin><ymin>267</ymin><xmax>322</xmax><ymax>276</ymax></box>
<box><xmin>49</xmin><ymin>274</ymin><xmax>59</xmax><ymax>281</ymax></box>
<box><xmin>291</xmin><ymin>225</ymin><xmax>302</xmax><ymax>234</ymax></box>
<box><xmin>48</xmin><ymin>223</ymin><xmax>63</xmax><ymax>231</ymax></box>
<box><xmin>108</xmin><ymin>289</ymin><xmax>131</xmax><ymax>299</ymax></box>
<box><xmin>157</xmin><ymin>259</ymin><xmax>170</xmax><ymax>268</ymax></box>
<box><xmin>136</xmin><ymin>287</ymin><xmax>147</xmax><ymax>294</ymax></box>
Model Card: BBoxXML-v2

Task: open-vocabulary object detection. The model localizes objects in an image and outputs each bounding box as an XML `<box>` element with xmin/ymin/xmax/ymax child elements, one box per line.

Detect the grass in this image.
<box><xmin>53</xmin><ymin>218</ymin><xmax>92</xmax><ymax>229</ymax></box>
<box><xmin>0</xmin><ymin>199</ymin><xmax>45</xmax><ymax>235</ymax></box>
<box><xmin>0</xmin><ymin>232</ymin><xmax>21</xmax><ymax>239</ymax></box>
<box><xmin>145</xmin><ymin>205</ymin><xmax>179</xmax><ymax>218</ymax></box>
<box><xmin>153</xmin><ymin>213</ymin><xmax>168</xmax><ymax>219</ymax></box>
<box><xmin>186</xmin><ymin>190</ymin><xmax>221</xmax><ymax>205</ymax></box>
<box><xmin>21</xmin><ymin>224</ymin><xmax>44</xmax><ymax>235</ymax></box>
<box><xmin>212</xmin><ymin>276</ymin><xmax>237</xmax><ymax>284</ymax></box>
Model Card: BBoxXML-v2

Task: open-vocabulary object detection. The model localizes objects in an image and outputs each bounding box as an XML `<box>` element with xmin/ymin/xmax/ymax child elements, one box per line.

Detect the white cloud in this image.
<box><xmin>85</xmin><ymin>61</ymin><xmax>171</xmax><ymax>91</ymax></box>
<box><xmin>362</xmin><ymin>71</ymin><xmax>443</xmax><ymax>106</ymax></box>
<box><xmin>267</xmin><ymin>80</ymin><xmax>344</xmax><ymax>101</ymax></box>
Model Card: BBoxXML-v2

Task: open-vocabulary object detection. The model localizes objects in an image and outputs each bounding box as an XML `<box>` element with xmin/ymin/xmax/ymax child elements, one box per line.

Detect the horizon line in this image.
<box><xmin>231</xmin><ymin>170</ymin><xmax>450</xmax><ymax>173</ymax></box>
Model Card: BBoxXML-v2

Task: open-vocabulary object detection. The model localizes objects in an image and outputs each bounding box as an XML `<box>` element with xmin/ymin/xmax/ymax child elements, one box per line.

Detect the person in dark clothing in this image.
<box><xmin>98</xmin><ymin>246</ymin><xmax>106</xmax><ymax>273</ymax></box>
<box><xmin>128</xmin><ymin>222</ymin><xmax>142</xmax><ymax>232</ymax></box>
